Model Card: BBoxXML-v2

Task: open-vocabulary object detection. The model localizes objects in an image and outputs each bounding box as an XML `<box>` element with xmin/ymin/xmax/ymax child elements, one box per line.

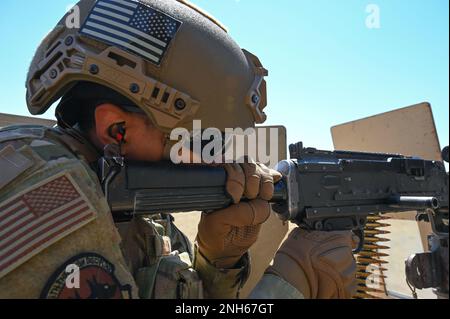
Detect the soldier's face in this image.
<box><xmin>94</xmin><ymin>103</ymin><xmax>166</xmax><ymax>162</ymax></box>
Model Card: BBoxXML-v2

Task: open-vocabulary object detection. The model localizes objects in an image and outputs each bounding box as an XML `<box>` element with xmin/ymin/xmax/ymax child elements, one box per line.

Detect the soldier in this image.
<box><xmin>0</xmin><ymin>0</ymin><xmax>356</xmax><ymax>299</ymax></box>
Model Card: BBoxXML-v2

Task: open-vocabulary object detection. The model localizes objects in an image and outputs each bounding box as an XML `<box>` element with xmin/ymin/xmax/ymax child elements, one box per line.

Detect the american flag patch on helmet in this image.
<box><xmin>0</xmin><ymin>174</ymin><xmax>97</xmax><ymax>278</ymax></box>
<box><xmin>80</xmin><ymin>0</ymin><xmax>182</xmax><ymax>65</ymax></box>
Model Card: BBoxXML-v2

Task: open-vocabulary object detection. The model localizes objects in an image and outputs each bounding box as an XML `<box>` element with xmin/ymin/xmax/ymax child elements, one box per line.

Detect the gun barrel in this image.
<box><xmin>388</xmin><ymin>196</ymin><xmax>440</xmax><ymax>210</ymax></box>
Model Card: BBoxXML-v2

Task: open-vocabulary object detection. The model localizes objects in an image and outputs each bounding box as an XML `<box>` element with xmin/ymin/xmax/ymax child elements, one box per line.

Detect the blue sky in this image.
<box><xmin>0</xmin><ymin>0</ymin><xmax>448</xmax><ymax>151</ymax></box>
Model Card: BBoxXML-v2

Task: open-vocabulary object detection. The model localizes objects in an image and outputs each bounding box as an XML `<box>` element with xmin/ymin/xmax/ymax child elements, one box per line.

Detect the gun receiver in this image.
<box><xmin>273</xmin><ymin>143</ymin><xmax>448</xmax><ymax>236</ymax></box>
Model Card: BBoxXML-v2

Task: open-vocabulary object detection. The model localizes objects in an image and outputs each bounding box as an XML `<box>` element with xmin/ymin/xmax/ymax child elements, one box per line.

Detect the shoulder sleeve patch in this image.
<box><xmin>0</xmin><ymin>172</ymin><xmax>98</xmax><ymax>279</ymax></box>
<box><xmin>41</xmin><ymin>253</ymin><xmax>133</xmax><ymax>299</ymax></box>
<box><xmin>0</xmin><ymin>145</ymin><xmax>33</xmax><ymax>190</ymax></box>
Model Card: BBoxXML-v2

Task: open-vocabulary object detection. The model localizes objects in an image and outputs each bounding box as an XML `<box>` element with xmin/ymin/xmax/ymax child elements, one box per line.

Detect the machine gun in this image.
<box><xmin>99</xmin><ymin>142</ymin><xmax>449</xmax><ymax>298</ymax></box>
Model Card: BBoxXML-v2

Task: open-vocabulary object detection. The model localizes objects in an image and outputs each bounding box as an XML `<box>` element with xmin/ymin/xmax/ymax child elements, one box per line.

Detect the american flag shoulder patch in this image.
<box><xmin>0</xmin><ymin>173</ymin><xmax>98</xmax><ymax>279</ymax></box>
<box><xmin>80</xmin><ymin>0</ymin><xmax>182</xmax><ymax>65</ymax></box>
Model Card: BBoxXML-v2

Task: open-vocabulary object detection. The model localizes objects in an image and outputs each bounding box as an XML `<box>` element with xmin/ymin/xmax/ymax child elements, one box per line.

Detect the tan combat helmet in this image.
<box><xmin>26</xmin><ymin>0</ymin><xmax>268</xmax><ymax>134</ymax></box>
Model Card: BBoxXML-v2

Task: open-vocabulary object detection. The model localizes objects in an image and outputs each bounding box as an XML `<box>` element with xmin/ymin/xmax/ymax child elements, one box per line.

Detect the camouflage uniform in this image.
<box><xmin>0</xmin><ymin>125</ymin><xmax>302</xmax><ymax>299</ymax></box>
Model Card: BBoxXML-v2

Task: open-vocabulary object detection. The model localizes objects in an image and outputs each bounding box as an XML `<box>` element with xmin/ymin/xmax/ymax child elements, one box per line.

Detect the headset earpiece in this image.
<box><xmin>108</xmin><ymin>122</ymin><xmax>127</xmax><ymax>145</ymax></box>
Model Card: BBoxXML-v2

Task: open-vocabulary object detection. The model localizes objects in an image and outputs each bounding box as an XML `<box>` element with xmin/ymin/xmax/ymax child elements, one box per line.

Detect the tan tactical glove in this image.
<box><xmin>197</xmin><ymin>162</ymin><xmax>282</xmax><ymax>269</ymax></box>
<box><xmin>268</xmin><ymin>228</ymin><xmax>357</xmax><ymax>299</ymax></box>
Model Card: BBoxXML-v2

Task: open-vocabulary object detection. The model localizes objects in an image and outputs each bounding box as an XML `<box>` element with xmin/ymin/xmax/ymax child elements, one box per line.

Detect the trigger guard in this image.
<box><xmin>352</xmin><ymin>229</ymin><xmax>365</xmax><ymax>254</ymax></box>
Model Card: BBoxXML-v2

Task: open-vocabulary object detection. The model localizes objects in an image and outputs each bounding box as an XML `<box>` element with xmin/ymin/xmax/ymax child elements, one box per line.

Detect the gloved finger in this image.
<box><xmin>206</xmin><ymin>199</ymin><xmax>271</xmax><ymax>228</ymax></box>
<box><xmin>241</xmin><ymin>162</ymin><xmax>261</xmax><ymax>199</ymax></box>
<box><xmin>258</xmin><ymin>164</ymin><xmax>275</xmax><ymax>200</ymax></box>
<box><xmin>340</xmin><ymin>256</ymin><xmax>358</xmax><ymax>298</ymax></box>
<box><xmin>224</xmin><ymin>163</ymin><xmax>245</xmax><ymax>204</ymax></box>
<box><xmin>351</xmin><ymin>233</ymin><xmax>360</xmax><ymax>250</ymax></box>
<box><xmin>258</xmin><ymin>163</ymin><xmax>282</xmax><ymax>183</ymax></box>
<box><xmin>269</xmin><ymin>167</ymin><xmax>283</xmax><ymax>184</ymax></box>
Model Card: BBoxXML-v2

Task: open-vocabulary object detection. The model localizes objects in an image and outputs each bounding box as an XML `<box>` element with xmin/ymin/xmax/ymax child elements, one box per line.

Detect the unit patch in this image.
<box><xmin>41</xmin><ymin>253</ymin><xmax>132</xmax><ymax>299</ymax></box>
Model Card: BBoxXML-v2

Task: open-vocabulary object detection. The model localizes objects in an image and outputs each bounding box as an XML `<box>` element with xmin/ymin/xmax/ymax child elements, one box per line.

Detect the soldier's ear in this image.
<box><xmin>94</xmin><ymin>103</ymin><xmax>127</xmax><ymax>147</ymax></box>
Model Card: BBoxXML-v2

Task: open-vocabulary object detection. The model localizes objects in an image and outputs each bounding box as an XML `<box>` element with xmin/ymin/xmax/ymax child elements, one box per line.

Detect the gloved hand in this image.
<box><xmin>267</xmin><ymin>228</ymin><xmax>357</xmax><ymax>299</ymax></box>
<box><xmin>197</xmin><ymin>162</ymin><xmax>282</xmax><ymax>269</ymax></box>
